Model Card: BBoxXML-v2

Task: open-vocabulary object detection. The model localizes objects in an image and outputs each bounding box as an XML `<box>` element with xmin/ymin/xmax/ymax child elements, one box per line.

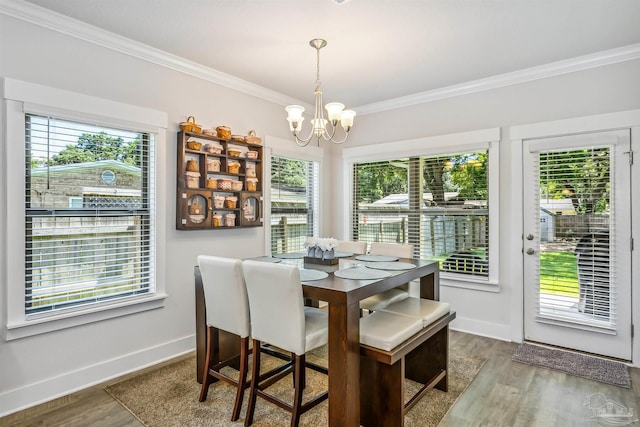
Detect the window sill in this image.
<box><xmin>4</xmin><ymin>293</ymin><xmax>168</xmax><ymax>341</ymax></box>
<box><xmin>439</xmin><ymin>273</ymin><xmax>500</xmax><ymax>293</ymax></box>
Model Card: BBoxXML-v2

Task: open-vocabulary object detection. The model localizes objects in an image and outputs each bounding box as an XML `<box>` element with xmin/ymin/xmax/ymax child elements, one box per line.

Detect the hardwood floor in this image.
<box><xmin>440</xmin><ymin>331</ymin><xmax>640</xmax><ymax>427</ymax></box>
<box><xmin>2</xmin><ymin>331</ymin><xmax>639</xmax><ymax>426</ymax></box>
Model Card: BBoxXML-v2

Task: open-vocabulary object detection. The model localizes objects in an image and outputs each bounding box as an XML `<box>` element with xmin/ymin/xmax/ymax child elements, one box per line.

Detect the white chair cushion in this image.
<box><xmin>337</xmin><ymin>240</ymin><xmax>367</xmax><ymax>255</ymax></box>
<box><xmin>304</xmin><ymin>307</ymin><xmax>329</xmax><ymax>352</ymax></box>
<box><xmin>381</xmin><ymin>297</ymin><xmax>451</xmax><ymax>327</ymax></box>
<box><xmin>360</xmin><ymin>310</ymin><xmax>423</xmax><ymax>351</ymax></box>
<box><xmin>359</xmin><ymin>288</ymin><xmax>409</xmax><ymax>311</ymax></box>
<box><xmin>369</xmin><ymin>242</ymin><xmax>414</xmax><ymax>259</ymax></box>
<box><xmin>242</xmin><ymin>260</ymin><xmax>329</xmax><ymax>356</ymax></box>
<box><xmin>197</xmin><ymin>255</ymin><xmax>250</xmax><ymax>338</ymax></box>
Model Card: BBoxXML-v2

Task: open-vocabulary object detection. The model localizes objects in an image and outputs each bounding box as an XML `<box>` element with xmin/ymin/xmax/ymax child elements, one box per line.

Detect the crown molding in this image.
<box><xmin>354</xmin><ymin>42</ymin><xmax>640</xmax><ymax>115</ymax></box>
<box><xmin>2</xmin><ymin>0</ymin><xmax>638</xmax><ymax>116</ymax></box>
<box><xmin>0</xmin><ymin>0</ymin><xmax>312</xmax><ymax>111</ymax></box>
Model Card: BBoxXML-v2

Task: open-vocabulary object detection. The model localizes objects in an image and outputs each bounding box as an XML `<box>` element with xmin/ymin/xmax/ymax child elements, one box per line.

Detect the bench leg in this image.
<box><xmin>359</xmin><ymin>356</ymin><xmax>404</xmax><ymax>427</ymax></box>
<box><xmin>405</xmin><ymin>325</ymin><xmax>449</xmax><ymax>392</ymax></box>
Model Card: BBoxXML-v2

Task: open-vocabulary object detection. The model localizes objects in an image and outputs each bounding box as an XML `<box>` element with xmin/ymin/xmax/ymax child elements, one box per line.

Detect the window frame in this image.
<box><xmin>3</xmin><ymin>78</ymin><xmax>168</xmax><ymax>340</ymax></box>
<box><xmin>263</xmin><ymin>137</ymin><xmax>323</xmax><ymax>256</ymax></box>
<box><xmin>342</xmin><ymin>128</ymin><xmax>501</xmax><ymax>291</ymax></box>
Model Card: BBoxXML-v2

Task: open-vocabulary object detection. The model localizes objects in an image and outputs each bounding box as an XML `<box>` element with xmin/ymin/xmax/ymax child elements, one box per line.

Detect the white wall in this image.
<box><xmin>330</xmin><ymin>58</ymin><xmax>640</xmax><ymax>344</ymax></box>
<box><xmin>0</xmin><ymin>14</ymin><xmax>328</xmax><ymax>416</ymax></box>
<box><xmin>1</xmin><ymin>9</ymin><xmax>640</xmax><ymax>417</ymax></box>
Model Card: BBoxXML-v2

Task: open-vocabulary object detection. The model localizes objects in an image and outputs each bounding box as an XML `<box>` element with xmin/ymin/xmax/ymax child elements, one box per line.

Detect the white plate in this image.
<box><xmin>354</xmin><ymin>255</ymin><xmax>399</xmax><ymax>262</ymax></box>
<box><xmin>334</xmin><ymin>251</ymin><xmax>353</xmax><ymax>258</ymax></box>
<box><xmin>300</xmin><ymin>269</ymin><xmax>329</xmax><ymax>281</ymax></box>
<box><xmin>273</xmin><ymin>252</ymin><xmax>306</xmax><ymax>259</ymax></box>
<box><xmin>334</xmin><ymin>267</ymin><xmax>392</xmax><ymax>280</ymax></box>
<box><xmin>247</xmin><ymin>256</ymin><xmax>282</xmax><ymax>263</ymax></box>
<box><xmin>365</xmin><ymin>262</ymin><xmax>416</xmax><ymax>271</ymax></box>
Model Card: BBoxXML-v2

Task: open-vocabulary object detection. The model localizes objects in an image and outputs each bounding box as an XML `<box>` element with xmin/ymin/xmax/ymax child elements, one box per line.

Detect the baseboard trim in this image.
<box><xmin>0</xmin><ymin>335</ymin><xmax>195</xmax><ymax>417</ymax></box>
<box><xmin>451</xmin><ymin>316</ymin><xmax>512</xmax><ymax>342</ymax></box>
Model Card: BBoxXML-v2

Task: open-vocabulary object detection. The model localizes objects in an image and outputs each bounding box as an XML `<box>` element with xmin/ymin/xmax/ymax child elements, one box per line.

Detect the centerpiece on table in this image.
<box><xmin>304</xmin><ymin>237</ymin><xmax>339</xmax><ymax>265</ymax></box>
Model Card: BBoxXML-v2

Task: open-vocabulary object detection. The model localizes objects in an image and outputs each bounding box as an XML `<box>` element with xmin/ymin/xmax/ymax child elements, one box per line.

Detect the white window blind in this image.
<box><xmin>352</xmin><ymin>151</ymin><xmax>489</xmax><ymax>278</ymax></box>
<box><xmin>270</xmin><ymin>155</ymin><xmax>319</xmax><ymax>254</ymax></box>
<box><xmin>534</xmin><ymin>147</ymin><xmax>615</xmax><ymax>325</ymax></box>
<box><xmin>25</xmin><ymin>114</ymin><xmax>155</xmax><ymax>316</ymax></box>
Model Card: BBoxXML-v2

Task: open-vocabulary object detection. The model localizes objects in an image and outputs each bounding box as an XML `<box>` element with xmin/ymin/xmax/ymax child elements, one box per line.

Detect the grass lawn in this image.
<box><xmin>540</xmin><ymin>251</ymin><xmax>579</xmax><ymax>297</ymax></box>
<box><xmin>430</xmin><ymin>249</ymin><xmax>579</xmax><ymax>298</ymax></box>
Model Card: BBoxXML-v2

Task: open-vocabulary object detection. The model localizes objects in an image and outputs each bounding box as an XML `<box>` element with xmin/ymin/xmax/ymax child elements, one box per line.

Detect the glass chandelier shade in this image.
<box><xmin>285</xmin><ymin>39</ymin><xmax>356</xmax><ymax>147</ymax></box>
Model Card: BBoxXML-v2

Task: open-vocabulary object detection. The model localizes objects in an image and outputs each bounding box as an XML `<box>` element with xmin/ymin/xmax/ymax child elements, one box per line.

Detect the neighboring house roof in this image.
<box><xmin>372</xmin><ymin>193</ymin><xmax>461</xmax><ymax>205</ymax></box>
<box><xmin>540</xmin><ymin>207</ymin><xmax>554</xmax><ymax>216</ymax></box>
<box><xmin>540</xmin><ymin>198</ymin><xmax>575</xmax><ymax>214</ymax></box>
<box><xmin>31</xmin><ymin>159</ymin><xmax>140</xmax><ymax>175</ymax></box>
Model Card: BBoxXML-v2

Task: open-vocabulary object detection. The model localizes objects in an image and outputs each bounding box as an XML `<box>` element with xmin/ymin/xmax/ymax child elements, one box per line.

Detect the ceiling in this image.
<box><xmin>16</xmin><ymin>0</ymin><xmax>640</xmax><ymax>112</ymax></box>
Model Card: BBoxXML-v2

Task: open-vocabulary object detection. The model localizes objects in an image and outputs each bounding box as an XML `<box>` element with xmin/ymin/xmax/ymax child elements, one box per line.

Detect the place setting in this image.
<box><xmin>354</xmin><ymin>254</ymin><xmax>398</xmax><ymax>262</ymax></box>
<box><xmin>299</xmin><ymin>268</ymin><xmax>329</xmax><ymax>281</ymax></box>
<box><xmin>246</xmin><ymin>255</ymin><xmax>282</xmax><ymax>263</ymax></box>
<box><xmin>333</xmin><ymin>266</ymin><xmax>393</xmax><ymax>280</ymax></box>
<box><xmin>273</xmin><ymin>252</ymin><xmax>306</xmax><ymax>259</ymax></box>
<box><xmin>364</xmin><ymin>261</ymin><xmax>416</xmax><ymax>271</ymax></box>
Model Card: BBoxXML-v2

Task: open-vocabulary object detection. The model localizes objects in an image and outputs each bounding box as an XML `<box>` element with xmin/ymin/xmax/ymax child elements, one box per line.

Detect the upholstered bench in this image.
<box><xmin>359</xmin><ymin>299</ymin><xmax>455</xmax><ymax>427</ymax></box>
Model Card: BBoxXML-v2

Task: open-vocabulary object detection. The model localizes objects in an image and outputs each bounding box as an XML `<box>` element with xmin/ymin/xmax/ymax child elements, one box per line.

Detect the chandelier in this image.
<box><xmin>285</xmin><ymin>39</ymin><xmax>356</xmax><ymax>147</ymax></box>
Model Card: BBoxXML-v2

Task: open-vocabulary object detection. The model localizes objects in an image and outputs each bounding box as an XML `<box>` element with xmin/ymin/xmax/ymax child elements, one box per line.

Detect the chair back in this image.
<box><xmin>197</xmin><ymin>255</ymin><xmax>250</xmax><ymax>338</ymax></box>
<box><xmin>370</xmin><ymin>242</ymin><xmax>414</xmax><ymax>259</ymax></box>
<box><xmin>242</xmin><ymin>260</ymin><xmax>306</xmax><ymax>355</ymax></box>
<box><xmin>337</xmin><ymin>240</ymin><xmax>367</xmax><ymax>255</ymax></box>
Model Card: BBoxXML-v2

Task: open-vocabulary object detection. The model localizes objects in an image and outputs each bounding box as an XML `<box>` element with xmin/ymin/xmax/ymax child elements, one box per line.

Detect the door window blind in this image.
<box><xmin>25</xmin><ymin>114</ymin><xmax>155</xmax><ymax>316</ymax></box>
<box><xmin>270</xmin><ymin>155</ymin><xmax>319</xmax><ymax>254</ymax></box>
<box><xmin>352</xmin><ymin>151</ymin><xmax>489</xmax><ymax>277</ymax></box>
<box><xmin>534</xmin><ymin>147</ymin><xmax>615</xmax><ymax>326</ymax></box>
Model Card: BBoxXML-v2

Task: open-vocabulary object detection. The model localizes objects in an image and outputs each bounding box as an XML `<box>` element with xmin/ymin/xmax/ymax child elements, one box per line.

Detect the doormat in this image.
<box><xmin>512</xmin><ymin>343</ymin><xmax>631</xmax><ymax>388</ymax></box>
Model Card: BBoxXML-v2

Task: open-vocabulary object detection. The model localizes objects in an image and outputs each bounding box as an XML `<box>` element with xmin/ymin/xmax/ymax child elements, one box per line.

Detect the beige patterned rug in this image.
<box><xmin>106</xmin><ymin>346</ymin><xmax>485</xmax><ymax>426</ymax></box>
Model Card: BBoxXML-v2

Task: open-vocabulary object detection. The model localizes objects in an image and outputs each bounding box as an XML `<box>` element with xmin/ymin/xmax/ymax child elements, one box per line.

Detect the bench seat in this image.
<box><xmin>359</xmin><ymin>306</ymin><xmax>456</xmax><ymax>427</ymax></box>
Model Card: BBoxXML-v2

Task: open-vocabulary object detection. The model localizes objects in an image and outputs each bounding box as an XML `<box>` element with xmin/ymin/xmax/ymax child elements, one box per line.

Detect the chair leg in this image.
<box><xmin>290</xmin><ymin>351</ymin><xmax>306</xmax><ymax>390</ymax></box>
<box><xmin>199</xmin><ymin>326</ymin><xmax>214</xmax><ymax>402</ymax></box>
<box><xmin>231</xmin><ymin>336</ymin><xmax>250</xmax><ymax>421</ymax></box>
<box><xmin>291</xmin><ymin>354</ymin><xmax>305</xmax><ymax>427</ymax></box>
<box><xmin>244</xmin><ymin>339</ymin><xmax>261</xmax><ymax>427</ymax></box>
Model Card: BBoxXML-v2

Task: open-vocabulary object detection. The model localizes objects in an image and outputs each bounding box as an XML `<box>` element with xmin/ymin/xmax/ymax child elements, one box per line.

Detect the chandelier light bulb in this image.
<box><xmin>340</xmin><ymin>109</ymin><xmax>356</xmax><ymax>130</ymax></box>
<box><xmin>325</xmin><ymin>102</ymin><xmax>345</xmax><ymax>124</ymax></box>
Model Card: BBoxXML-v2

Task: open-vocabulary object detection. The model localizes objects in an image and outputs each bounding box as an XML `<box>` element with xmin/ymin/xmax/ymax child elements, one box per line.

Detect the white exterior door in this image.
<box><xmin>523</xmin><ymin>129</ymin><xmax>632</xmax><ymax>360</ymax></box>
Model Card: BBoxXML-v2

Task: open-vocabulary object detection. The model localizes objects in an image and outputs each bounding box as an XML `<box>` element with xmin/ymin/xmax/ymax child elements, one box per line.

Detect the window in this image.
<box><xmin>343</xmin><ymin>128</ymin><xmax>499</xmax><ymax>286</ymax></box>
<box><xmin>3</xmin><ymin>78</ymin><xmax>167</xmax><ymax>339</ymax></box>
<box><xmin>353</xmin><ymin>151</ymin><xmax>489</xmax><ymax>277</ymax></box>
<box><xmin>24</xmin><ymin>114</ymin><xmax>155</xmax><ymax>315</ymax></box>
<box><xmin>270</xmin><ymin>155</ymin><xmax>319</xmax><ymax>254</ymax></box>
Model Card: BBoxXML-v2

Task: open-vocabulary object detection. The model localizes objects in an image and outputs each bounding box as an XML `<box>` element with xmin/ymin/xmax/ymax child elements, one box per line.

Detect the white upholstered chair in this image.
<box><xmin>242</xmin><ymin>260</ymin><xmax>329</xmax><ymax>427</ymax></box>
<box><xmin>369</xmin><ymin>242</ymin><xmax>414</xmax><ymax>258</ymax></box>
<box><xmin>196</xmin><ymin>255</ymin><xmax>251</xmax><ymax>421</ymax></box>
<box><xmin>337</xmin><ymin>240</ymin><xmax>367</xmax><ymax>255</ymax></box>
<box><xmin>359</xmin><ymin>243</ymin><xmax>414</xmax><ymax>312</ymax></box>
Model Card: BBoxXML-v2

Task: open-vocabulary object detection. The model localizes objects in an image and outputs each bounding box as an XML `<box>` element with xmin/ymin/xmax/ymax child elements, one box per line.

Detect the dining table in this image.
<box><xmin>194</xmin><ymin>253</ymin><xmax>440</xmax><ymax>426</ymax></box>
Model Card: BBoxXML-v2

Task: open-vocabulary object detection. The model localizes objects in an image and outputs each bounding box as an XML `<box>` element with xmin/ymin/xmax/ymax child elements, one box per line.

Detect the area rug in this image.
<box><xmin>105</xmin><ymin>346</ymin><xmax>485</xmax><ymax>426</ymax></box>
<box><xmin>512</xmin><ymin>343</ymin><xmax>631</xmax><ymax>388</ymax></box>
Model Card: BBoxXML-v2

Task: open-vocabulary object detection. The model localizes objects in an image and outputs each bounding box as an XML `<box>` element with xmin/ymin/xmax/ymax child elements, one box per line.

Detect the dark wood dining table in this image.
<box><xmin>194</xmin><ymin>255</ymin><xmax>440</xmax><ymax>426</ymax></box>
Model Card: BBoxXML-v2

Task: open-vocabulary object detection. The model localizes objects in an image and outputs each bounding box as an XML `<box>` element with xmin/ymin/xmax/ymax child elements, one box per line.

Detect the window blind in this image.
<box><xmin>353</xmin><ymin>151</ymin><xmax>489</xmax><ymax>278</ymax></box>
<box><xmin>270</xmin><ymin>155</ymin><xmax>319</xmax><ymax>254</ymax></box>
<box><xmin>25</xmin><ymin>114</ymin><xmax>155</xmax><ymax>315</ymax></box>
<box><xmin>534</xmin><ymin>147</ymin><xmax>615</xmax><ymax>326</ymax></box>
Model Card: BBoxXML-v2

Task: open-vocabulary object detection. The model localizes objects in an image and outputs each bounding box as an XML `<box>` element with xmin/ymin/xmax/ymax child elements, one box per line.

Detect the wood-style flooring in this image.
<box><xmin>2</xmin><ymin>330</ymin><xmax>639</xmax><ymax>426</ymax></box>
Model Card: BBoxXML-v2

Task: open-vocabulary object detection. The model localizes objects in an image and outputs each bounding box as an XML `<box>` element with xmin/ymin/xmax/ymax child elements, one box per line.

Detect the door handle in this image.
<box><xmin>526</xmin><ymin>234</ymin><xmax>534</xmax><ymax>240</ymax></box>
<box><xmin>526</xmin><ymin>248</ymin><xmax>535</xmax><ymax>255</ymax></box>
